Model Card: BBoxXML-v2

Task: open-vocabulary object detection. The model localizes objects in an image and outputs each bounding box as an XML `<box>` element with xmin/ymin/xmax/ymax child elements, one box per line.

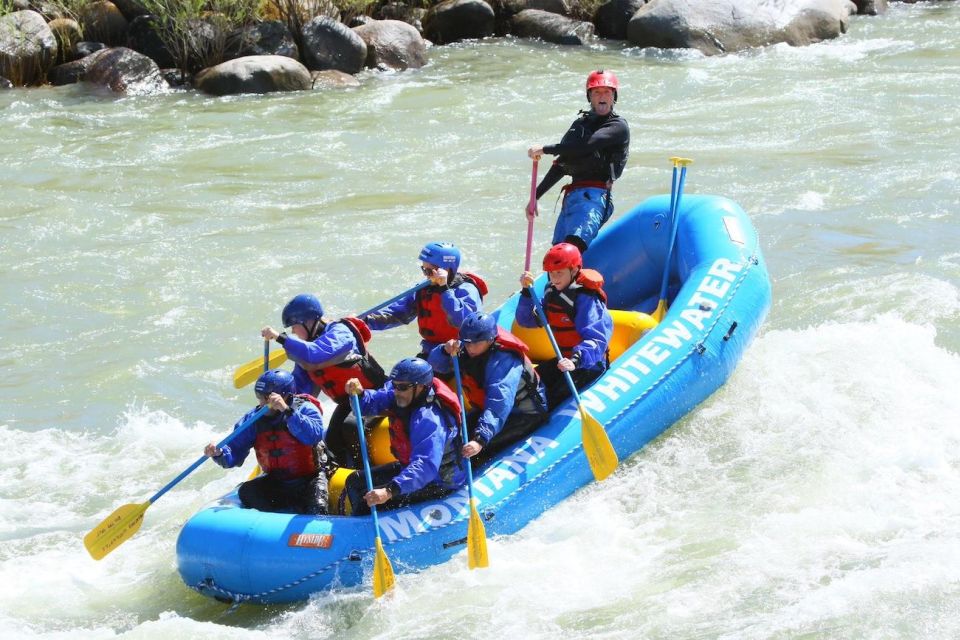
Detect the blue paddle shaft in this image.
<box><xmin>530</xmin><ymin>293</ymin><xmax>584</xmax><ymax>405</ymax></box>
<box><xmin>349</xmin><ymin>394</ymin><xmax>386</xmax><ymax>537</ymax></box>
<box><xmin>658</xmin><ymin>165</ymin><xmax>689</xmax><ymax>306</ymax></box>
<box><xmin>358</xmin><ymin>281</ymin><xmax>430</xmax><ymax>318</ymax></box>
<box><xmin>451</xmin><ymin>357</ymin><xmax>476</xmax><ymax>496</ymax></box>
<box><xmin>149</xmin><ymin>405</ymin><xmax>270</xmax><ymax>505</ymax></box>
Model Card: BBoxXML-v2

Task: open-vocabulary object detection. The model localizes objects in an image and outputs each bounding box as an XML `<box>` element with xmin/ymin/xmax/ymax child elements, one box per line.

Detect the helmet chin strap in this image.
<box><xmin>307</xmin><ymin>319</ymin><xmax>324</xmax><ymax>341</ymax></box>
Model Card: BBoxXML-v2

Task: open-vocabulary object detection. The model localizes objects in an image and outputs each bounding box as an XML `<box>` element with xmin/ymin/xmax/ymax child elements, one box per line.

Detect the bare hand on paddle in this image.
<box><xmin>519</xmin><ymin>271</ymin><xmax>535</xmax><ymax>289</ymax></box>
<box><xmin>261</xmin><ymin>326</ymin><xmax>281</xmax><ymax>341</ymax></box>
<box><xmin>462</xmin><ymin>440</ymin><xmax>482</xmax><ymax>458</ymax></box>
<box><xmin>443</xmin><ymin>338</ymin><xmax>461</xmax><ymax>356</ymax></box>
<box><xmin>365</xmin><ymin>487</ymin><xmax>391</xmax><ymax>507</ymax></box>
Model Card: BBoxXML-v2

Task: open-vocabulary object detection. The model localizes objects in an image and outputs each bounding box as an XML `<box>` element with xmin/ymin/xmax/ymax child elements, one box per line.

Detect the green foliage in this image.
<box><xmin>140</xmin><ymin>0</ymin><xmax>261</xmax><ymax>77</ymax></box>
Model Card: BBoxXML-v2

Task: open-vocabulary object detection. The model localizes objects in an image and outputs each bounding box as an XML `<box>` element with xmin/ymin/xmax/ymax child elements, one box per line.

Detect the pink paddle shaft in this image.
<box><xmin>525</xmin><ymin>159</ymin><xmax>539</xmax><ymax>272</ymax></box>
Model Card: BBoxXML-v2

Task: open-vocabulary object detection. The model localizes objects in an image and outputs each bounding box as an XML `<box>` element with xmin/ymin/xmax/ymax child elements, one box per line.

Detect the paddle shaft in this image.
<box><xmin>151</xmin><ymin>405</ymin><xmax>269</xmax><ymax>505</ymax></box>
<box><xmin>525</xmin><ymin>159</ymin><xmax>539</xmax><ymax>272</ymax></box>
<box><xmin>657</xmin><ymin>159</ymin><xmax>691</xmax><ymax>311</ymax></box>
<box><xmin>349</xmin><ymin>394</ymin><xmax>386</xmax><ymax>538</ymax></box>
<box><xmin>451</xmin><ymin>357</ymin><xmax>477</xmax><ymax>498</ymax></box>
<box><xmin>359</xmin><ymin>280</ymin><xmax>430</xmax><ymax>318</ymax></box>
<box><xmin>529</xmin><ymin>293</ymin><xmax>587</xmax><ymax>408</ymax></box>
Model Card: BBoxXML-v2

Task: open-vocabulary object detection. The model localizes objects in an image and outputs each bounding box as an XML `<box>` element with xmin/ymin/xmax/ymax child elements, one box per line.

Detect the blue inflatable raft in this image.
<box><xmin>176</xmin><ymin>194</ymin><xmax>772</xmax><ymax>604</ymax></box>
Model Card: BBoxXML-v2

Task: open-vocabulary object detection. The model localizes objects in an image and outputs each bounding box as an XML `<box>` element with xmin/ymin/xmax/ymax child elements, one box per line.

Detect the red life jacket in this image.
<box><xmin>459</xmin><ymin>327</ymin><xmax>541</xmax><ymax>411</ymax></box>
<box><xmin>253</xmin><ymin>394</ymin><xmax>324</xmax><ymax>480</ymax></box>
<box><xmin>387</xmin><ymin>378</ymin><xmax>462</xmax><ymax>465</ymax></box>
<box><xmin>543</xmin><ymin>269</ymin><xmax>608</xmax><ymax>358</ymax></box>
<box><xmin>304</xmin><ymin>317</ymin><xmax>386</xmax><ymax>403</ymax></box>
<box><xmin>415</xmin><ymin>272</ymin><xmax>489</xmax><ymax>343</ymax></box>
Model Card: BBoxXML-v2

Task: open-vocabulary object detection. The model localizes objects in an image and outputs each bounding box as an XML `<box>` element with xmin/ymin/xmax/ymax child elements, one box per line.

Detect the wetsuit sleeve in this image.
<box><xmin>515</xmin><ymin>292</ymin><xmax>543</xmax><ymax>328</ymax></box>
<box><xmin>281</xmin><ymin>324</ymin><xmax>356</xmax><ymax>368</ymax></box>
<box><xmin>543</xmin><ymin>116</ymin><xmax>629</xmax><ymax>160</ymax></box>
<box><xmin>426</xmin><ymin>343</ymin><xmax>454</xmax><ymax>375</ymax></box>
<box><xmin>361</xmin><ymin>293</ymin><xmax>418</xmax><ymax>330</ymax></box>
<box><xmin>391</xmin><ymin>407</ymin><xmax>446</xmax><ymax>495</ymax></box>
<box><xmin>572</xmin><ymin>296</ymin><xmax>614</xmax><ymax>369</ymax></box>
<box><xmin>535</xmin><ymin>162</ymin><xmax>566</xmax><ymax>200</ymax></box>
<box><xmin>286</xmin><ymin>402</ymin><xmax>325</xmax><ymax>446</ymax></box>
<box><xmin>214</xmin><ymin>407</ymin><xmax>260</xmax><ymax>468</ymax></box>
<box><xmin>475</xmin><ymin>351</ymin><xmax>523</xmax><ymax>445</ymax></box>
<box><xmin>440</xmin><ymin>282</ymin><xmax>482</xmax><ymax>332</ymax></box>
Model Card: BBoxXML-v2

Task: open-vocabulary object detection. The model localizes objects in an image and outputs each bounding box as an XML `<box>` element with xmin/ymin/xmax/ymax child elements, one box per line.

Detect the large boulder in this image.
<box><xmin>311</xmin><ymin>68</ymin><xmax>361</xmax><ymax>89</ymax></box>
<box><xmin>377</xmin><ymin>2</ymin><xmax>428</xmax><ymax>33</ymax></box>
<box><xmin>82</xmin><ymin>46</ymin><xmax>169</xmax><ymax>95</ymax></box>
<box><xmin>353</xmin><ymin>19</ymin><xmax>427</xmax><ymax>70</ymax></box>
<box><xmin>510</xmin><ymin>8</ymin><xmax>594</xmax><ymax>44</ymax></box>
<box><xmin>423</xmin><ymin>0</ymin><xmax>495</xmax><ymax>45</ymax></box>
<box><xmin>194</xmin><ymin>54</ymin><xmax>312</xmax><ymax>96</ymax></box>
<box><xmin>80</xmin><ymin>0</ymin><xmax>129</xmax><ymax>46</ymax></box>
<box><xmin>301</xmin><ymin>16</ymin><xmax>367</xmax><ymax>73</ymax></box>
<box><xmin>594</xmin><ymin>0</ymin><xmax>647</xmax><ymax>40</ymax></box>
<box><xmin>47</xmin><ymin>17</ymin><xmax>82</xmax><ymax>64</ymax></box>
<box><xmin>627</xmin><ymin>0</ymin><xmax>857</xmax><ymax>55</ymax></box>
<box><xmin>0</xmin><ymin>10</ymin><xmax>57</xmax><ymax>86</ymax></box>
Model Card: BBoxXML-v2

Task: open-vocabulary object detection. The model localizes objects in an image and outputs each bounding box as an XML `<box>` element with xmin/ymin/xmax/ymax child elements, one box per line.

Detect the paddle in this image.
<box><xmin>653</xmin><ymin>157</ymin><xmax>693</xmax><ymax>322</ymax></box>
<box><xmin>246</xmin><ymin>340</ymin><xmax>272</xmax><ymax>480</ymax></box>
<box><xmin>451</xmin><ymin>356</ymin><xmax>489</xmax><ymax>569</ymax></box>
<box><xmin>232</xmin><ymin>281</ymin><xmax>431</xmax><ymax>389</ymax></box>
<box><xmin>348</xmin><ymin>393</ymin><xmax>396</xmax><ymax>598</ymax></box>
<box><xmin>529</xmin><ymin>293</ymin><xmax>617</xmax><ymax>481</ymax></box>
<box><xmin>524</xmin><ymin>158</ymin><xmax>539</xmax><ymax>272</ymax></box>
<box><xmin>84</xmin><ymin>405</ymin><xmax>270</xmax><ymax>561</ymax></box>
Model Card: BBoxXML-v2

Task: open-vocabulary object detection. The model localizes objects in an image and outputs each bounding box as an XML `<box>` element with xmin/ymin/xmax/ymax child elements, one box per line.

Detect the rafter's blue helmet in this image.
<box><xmin>389</xmin><ymin>357</ymin><xmax>434</xmax><ymax>386</ymax></box>
<box><xmin>459</xmin><ymin>312</ymin><xmax>498</xmax><ymax>343</ymax></box>
<box><xmin>419</xmin><ymin>242</ymin><xmax>461</xmax><ymax>278</ymax></box>
<box><xmin>282</xmin><ymin>294</ymin><xmax>323</xmax><ymax>328</ymax></box>
<box><xmin>255</xmin><ymin>369</ymin><xmax>296</xmax><ymax>399</ymax></box>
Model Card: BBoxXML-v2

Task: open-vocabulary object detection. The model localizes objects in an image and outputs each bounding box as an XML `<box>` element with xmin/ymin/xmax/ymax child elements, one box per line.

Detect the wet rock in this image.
<box><xmin>594</xmin><ymin>0</ymin><xmax>647</xmax><ymax>40</ymax></box>
<box><xmin>194</xmin><ymin>54</ymin><xmax>312</xmax><ymax>96</ymax></box>
<box><xmin>423</xmin><ymin>0</ymin><xmax>495</xmax><ymax>45</ymax></box>
<box><xmin>48</xmin><ymin>17</ymin><xmax>81</xmax><ymax>64</ymax></box>
<box><xmin>82</xmin><ymin>46</ymin><xmax>169</xmax><ymax>95</ymax></box>
<box><xmin>301</xmin><ymin>15</ymin><xmax>367</xmax><ymax>74</ymax></box>
<box><xmin>226</xmin><ymin>20</ymin><xmax>299</xmax><ymax>60</ymax></box>
<box><xmin>627</xmin><ymin>0</ymin><xmax>857</xmax><ymax>55</ymax></box>
<box><xmin>0</xmin><ymin>10</ymin><xmax>57</xmax><ymax>86</ymax></box>
<box><xmin>354</xmin><ymin>19</ymin><xmax>427</xmax><ymax>70</ymax></box>
<box><xmin>311</xmin><ymin>68</ymin><xmax>361</xmax><ymax>89</ymax></box>
<box><xmin>80</xmin><ymin>0</ymin><xmax>129</xmax><ymax>47</ymax></box>
<box><xmin>510</xmin><ymin>8</ymin><xmax>594</xmax><ymax>44</ymax></box>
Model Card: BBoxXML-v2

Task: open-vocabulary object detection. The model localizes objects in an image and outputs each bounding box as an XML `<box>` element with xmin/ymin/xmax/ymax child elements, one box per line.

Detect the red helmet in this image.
<box><xmin>586</xmin><ymin>70</ymin><xmax>619</xmax><ymax>102</ymax></box>
<box><xmin>543</xmin><ymin>243</ymin><xmax>583</xmax><ymax>271</ymax></box>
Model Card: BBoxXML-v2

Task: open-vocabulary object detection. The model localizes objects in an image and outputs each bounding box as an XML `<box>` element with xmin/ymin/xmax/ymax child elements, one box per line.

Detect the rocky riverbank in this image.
<box><xmin>0</xmin><ymin>0</ymin><xmax>907</xmax><ymax>96</ymax></box>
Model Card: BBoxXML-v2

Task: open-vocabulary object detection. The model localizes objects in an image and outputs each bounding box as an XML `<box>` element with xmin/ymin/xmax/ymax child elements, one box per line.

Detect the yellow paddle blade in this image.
<box><xmin>652</xmin><ymin>299</ymin><xmax>668</xmax><ymax>323</ymax></box>
<box><xmin>580</xmin><ymin>407</ymin><xmax>618</xmax><ymax>482</ymax></box>
<box><xmin>467</xmin><ymin>499</ymin><xmax>489</xmax><ymax>570</ymax></box>
<box><xmin>372</xmin><ymin>536</ymin><xmax>396</xmax><ymax>598</ymax></box>
<box><xmin>233</xmin><ymin>348</ymin><xmax>287</xmax><ymax>389</ymax></box>
<box><xmin>83</xmin><ymin>501</ymin><xmax>150</xmax><ymax>560</ymax></box>
<box><xmin>247</xmin><ymin>464</ymin><xmax>262</xmax><ymax>481</ymax></box>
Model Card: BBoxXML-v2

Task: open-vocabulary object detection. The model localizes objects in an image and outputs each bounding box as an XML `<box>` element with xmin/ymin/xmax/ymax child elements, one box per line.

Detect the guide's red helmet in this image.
<box><xmin>586</xmin><ymin>70</ymin><xmax>619</xmax><ymax>102</ymax></box>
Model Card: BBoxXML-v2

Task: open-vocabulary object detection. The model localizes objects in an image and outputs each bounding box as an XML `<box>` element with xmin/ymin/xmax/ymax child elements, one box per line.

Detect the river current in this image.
<box><xmin>2</xmin><ymin>3</ymin><xmax>959</xmax><ymax>638</ymax></box>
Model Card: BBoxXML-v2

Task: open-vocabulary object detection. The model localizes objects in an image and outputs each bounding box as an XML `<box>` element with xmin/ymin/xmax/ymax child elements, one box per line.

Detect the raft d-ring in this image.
<box><xmin>482</xmin><ymin>510</ymin><xmax>495</xmax><ymax>522</ymax></box>
<box><xmin>695</xmin><ymin>343</ymin><xmax>706</xmax><ymax>354</ymax></box>
<box><xmin>723</xmin><ymin>322</ymin><xmax>739</xmax><ymax>341</ymax></box>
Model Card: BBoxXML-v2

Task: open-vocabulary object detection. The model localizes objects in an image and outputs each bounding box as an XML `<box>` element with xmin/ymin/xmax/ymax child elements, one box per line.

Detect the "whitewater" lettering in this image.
<box><xmin>377</xmin><ymin>435</ymin><xmax>559</xmax><ymax>542</ymax></box>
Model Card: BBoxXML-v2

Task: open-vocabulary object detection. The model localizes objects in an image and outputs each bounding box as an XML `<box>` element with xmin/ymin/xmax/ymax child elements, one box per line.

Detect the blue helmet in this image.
<box><xmin>282</xmin><ymin>294</ymin><xmax>323</xmax><ymax>328</ymax></box>
<box><xmin>459</xmin><ymin>312</ymin><xmax>498</xmax><ymax>343</ymax></box>
<box><xmin>255</xmin><ymin>369</ymin><xmax>296</xmax><ymax>398</ymax></box>
<box><xmin>419</xmin><ymin>242</ymin><xmax>461</xmax><ymax>276</ymax></box>
<box><xmin>389</xmin><ymin>357</ymin><xmax>434</xmax><ymax>386</ymax></box>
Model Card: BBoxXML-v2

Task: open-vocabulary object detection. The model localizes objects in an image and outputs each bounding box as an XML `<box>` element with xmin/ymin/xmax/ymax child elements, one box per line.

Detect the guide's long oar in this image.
<box><xmin>530</xmin><ymin>294</ymin><xmax>617</xmax><ymax>481</ymax></box>
<box><xmin>83</xmin><ymin>405</ymin><xmax>269</xmax><ymax>561</ymax></box>
<box><xmin>652</xmin><ymin>157</ymin><xmax>693</xmax><ymax>322</ymax></box>
<box><xmin>349</xmin><ymin>393</ymin><xmax>396</xmax><ymax>598</ymax></box>
<box><xmin>524</xmin><ymin>158</ymin><xmax>539</xmax><ymax>272</ymax></box>
<box><xmin>232</xmin><ymin>281</ymin><xmax>430</xmax><ymax>388</ymax></box>
<box><xmin>246</xmin><ymin>340</ymin><xmax>272</xmax><ymax>480</ymax></box>
<box><xmin>451</xmin><ymin>356</ymin><xmax>489</xmax><ymax>569</ymax></box>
